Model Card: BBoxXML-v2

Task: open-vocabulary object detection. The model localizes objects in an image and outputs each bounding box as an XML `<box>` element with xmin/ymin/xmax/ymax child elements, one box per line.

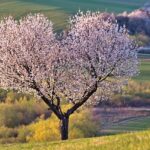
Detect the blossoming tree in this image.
<box><xmin>0</xmin><ymin>12</ymin><xmax>138</xmax><ymax>140</ymax></box>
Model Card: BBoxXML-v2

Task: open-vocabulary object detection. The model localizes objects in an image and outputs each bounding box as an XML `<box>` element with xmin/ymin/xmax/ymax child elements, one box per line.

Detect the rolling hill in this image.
<box><xmin>0</xmin><ymin>0</ymin><xmax>148</xmax><ymax>30</ymax></box>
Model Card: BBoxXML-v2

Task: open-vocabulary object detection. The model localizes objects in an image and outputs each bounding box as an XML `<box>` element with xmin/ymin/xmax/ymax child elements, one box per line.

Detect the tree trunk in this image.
<box><xmin>60</xmin><ymin>116</ymin><xmax>69</xmax><ymax>140</ymax></box>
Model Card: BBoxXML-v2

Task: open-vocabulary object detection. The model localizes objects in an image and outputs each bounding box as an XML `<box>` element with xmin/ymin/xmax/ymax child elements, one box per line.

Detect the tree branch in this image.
<box><xmin>66</xmin><ymin>80</ymin><xmax>98</xmax><ymax>116</ymax></box>
<box><xmin>31</xmin><ymin>80</ymin><xmax>63</xmax><ymax>120</ymax></box>
<box><xmin>66</xmin><ymin>64</ymin><xmax>116</xmax><ymax>116</ymax></box>
<box><xmin>86</xmin><ymin>53</ymin><xmax>97</xmax><ymax>78</ymax></box>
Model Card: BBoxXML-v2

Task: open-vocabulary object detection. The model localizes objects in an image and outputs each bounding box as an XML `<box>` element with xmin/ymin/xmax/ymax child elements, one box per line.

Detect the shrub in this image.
<box><xmin>0</xmin><ymin>100</ymin><xmax>48</xmax><ymax>128</ymax></box>
<box><xmin>0</xmin><ymin>126</ymin><xmax>18</xmax><ymax>139</ymax></box>
<box><xmin>17</xmin><ymin>126</ymin><xmax>31</xmax><ymax>143</ymax></box>
<box><xmin>99</xmin><ymin>80</ymin><xmax>150</xmax><ymax>107</ymax></box>
<box><xmin>27</xmin><ymin>108</ymin><xmax>100</xmax><ymax>142</ymax></box>
<box><xmin>0</xmin><ymin>106</ymin><xmax>100</xmax><ymax>143</ymax></box>
<box><xmin>27</xmin><ymin>114</ymin><xmax>60</xmax><ymax>142</ymax></box>
<box><xmin>0</xmin><ymin>104</ymin><xmax>20</xmax><ymax>127</ymax></box>
<box><xmin>0</xmin><ymin>89</ymin><xmax>7</xmax><ymax>103</ymax></box>
<box><xmin>69</xmin><ymin>109</ymin><xmax>100</xmax><ymax>138</ymax></box>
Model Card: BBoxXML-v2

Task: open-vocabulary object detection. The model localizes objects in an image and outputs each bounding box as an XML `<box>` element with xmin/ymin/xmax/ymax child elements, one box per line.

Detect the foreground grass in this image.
<box><xmin>1</xmin><ymin>130</ymin><xmax>150</xmax><ymax>150</ymax></box>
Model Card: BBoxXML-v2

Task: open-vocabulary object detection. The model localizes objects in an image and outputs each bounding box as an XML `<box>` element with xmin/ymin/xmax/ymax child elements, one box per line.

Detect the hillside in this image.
<box><xmin>127</xmin><ymin>1</ymin><xmax>150</xmax><ymax>18</ymax></box>
<box><xmin>1</xmin><ymin>130</ymin><xmax>150</xmax><ymax>150</ymax></box>
<box><xmin>0</xmin><ymin>0</ymin><xmax>148</xmax><ymax>30</ymax></box>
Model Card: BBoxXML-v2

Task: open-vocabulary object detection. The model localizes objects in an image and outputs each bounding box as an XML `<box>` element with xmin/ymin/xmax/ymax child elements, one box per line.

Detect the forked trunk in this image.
<box><xmin>60</xmin><ymin>116</ymin><xmax>69</xmax><ymax>140</ymax></box>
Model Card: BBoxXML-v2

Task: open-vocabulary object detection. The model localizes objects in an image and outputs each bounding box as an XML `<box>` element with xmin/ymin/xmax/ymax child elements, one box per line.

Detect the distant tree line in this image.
<box><xmin>116</xmin><ymin>15</ymin><xmax>150</xmax><ymax>37</ymax></box>
<box><xmin>95</xmin><ymin>11</ymin><xmax>150</xmax><ymax>37</ymax></box>
<box><xmin>99</xmin><ymin>10</ymin><xmax>150</xmax><ymax>50</ymax></box>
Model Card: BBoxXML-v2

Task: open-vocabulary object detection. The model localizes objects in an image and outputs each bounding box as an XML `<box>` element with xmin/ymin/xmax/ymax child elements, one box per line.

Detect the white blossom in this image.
<box><xmin>0</xmin><ymin>12</ymin><xmax>138</xmax><ymax>115</ymax></box>
<box><xmin>61</xmin><ymin>11</ymin><xmax>138</xmax><ymax>104</ymax></box>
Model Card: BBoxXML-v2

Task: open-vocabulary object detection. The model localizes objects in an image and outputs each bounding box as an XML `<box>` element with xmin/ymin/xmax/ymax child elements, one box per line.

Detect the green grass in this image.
<box><xmin>1</xmin><ymin>130</ymin><xmax>150</xmax><ymax>150</ymax></box>
<box><xmin>134</xmin><ymin>59</ymin><xmax>150</xmax><ymax>82</ymax></box>
<box><xmin>0</xmin><ymin>0</ymin><xmax>148</xmax><ymax>30</ymax></box>
<box><xmin>103</xmin><ymin>116</ymin><xmax>150</xmax><ymax>134</ymax></box>
<box><xmin>133</xmin><ymin>54</ymin><xmax>150</xmax><ymax>82</ymax></box>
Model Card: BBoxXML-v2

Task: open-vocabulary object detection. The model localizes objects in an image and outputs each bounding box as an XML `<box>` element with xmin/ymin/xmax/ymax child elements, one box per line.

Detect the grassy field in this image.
<box><xmin>132</xmin><ymin>53</ymin><xmax>150</xmax><ymax>82</ymax></box>
<box><xmin>103</xmin><ymin>116</ymin><xmax>150</xmax><ymax>134</ymax></box>
<box><xmin>134</xmin><ymin>59</ymin><xmax>150</xmax><ymax>82</ymax></box>
<box><xmin>0</xmin><ymin>0</ymin><xmax>148</xmax><ymax>30</ymax></box>
<box><xmin>0</xmin><ymin>130</ymin><xmax>150</xmax><ymax>150</ymax></box>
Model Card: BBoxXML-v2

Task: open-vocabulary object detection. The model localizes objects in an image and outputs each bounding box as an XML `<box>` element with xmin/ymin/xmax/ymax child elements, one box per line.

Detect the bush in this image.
<box><xmin>0</xmin><ymin>89</ymin><xmax>35</xmax><ymax>104</ymax></box>
<box><xmin>0</xmin><ymin>105</ymin><xmax>100</xmax><ymax>143</ymax></box>
<box><xmin>27</xmin><ymin>115</ymin><xmax>60</xmax><ymax>142</ymax></box>
<box><xmin>27</xmin><ymin>108</ymin><xmax>100</xmax><ymax>142</ymax></box>
<box><xmin>0</xmin><ymin>89</ymin><xmax>7</xmax><ymax>103</ymax></box>
<box><xmin>0</xmin><ymin>127</ymin><xmax>18</xmax><ymax>139</ymax></box>
<box><xmin>0</xmin><ymin>126</ymin><xmax>19</xmax><ymax>144</ymax></box>
<box><xmin>0</xmin><ymin>100</ymin><xmax>48</xmax><ymax>128</ymax></box>
<box><xmin>0</xmin><ymin>104</ymin><xmax>21</xmax><ymax>127</ymax></box>
<box><xmin>69</xmin><ymin>110</ymin><xmax>100</xmax><ymax>138</ymax></box>
<box><xmin>17</xmin><ymin>126</ymin><xmax>31</xmax><ymax>143</ymax></box>
<box><xmin>99</xmin><ymin>80</ymin><xmax>150</xmax><ymax>107</ymax></box>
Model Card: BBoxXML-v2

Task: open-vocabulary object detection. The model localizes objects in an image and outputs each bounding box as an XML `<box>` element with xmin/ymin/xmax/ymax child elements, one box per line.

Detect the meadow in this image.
<box><xmin>0</xmin><ymin>0</ymin><xmax>148</xmax><ymax>31</ymax></box>
<box><xmin>103</xmin><ymin>115</ymin><xmax>150</xmax><ymax>134</ymax></box>
<box><xmin>1</xmin><ymin>130</ymin><xmax>150</xmax><ymax>150</ymax></box>
<box><xmin>134</xmin><ymin>58</ymin><xmax>150</xmax><ymax>82</ymax></box>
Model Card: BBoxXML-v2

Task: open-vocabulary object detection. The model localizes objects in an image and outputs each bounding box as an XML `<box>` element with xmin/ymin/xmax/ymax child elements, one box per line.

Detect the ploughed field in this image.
<box><xmin>0</xmin><ymin>0</ymin><xmax>147</xmax><ymax>30</ymax></box>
